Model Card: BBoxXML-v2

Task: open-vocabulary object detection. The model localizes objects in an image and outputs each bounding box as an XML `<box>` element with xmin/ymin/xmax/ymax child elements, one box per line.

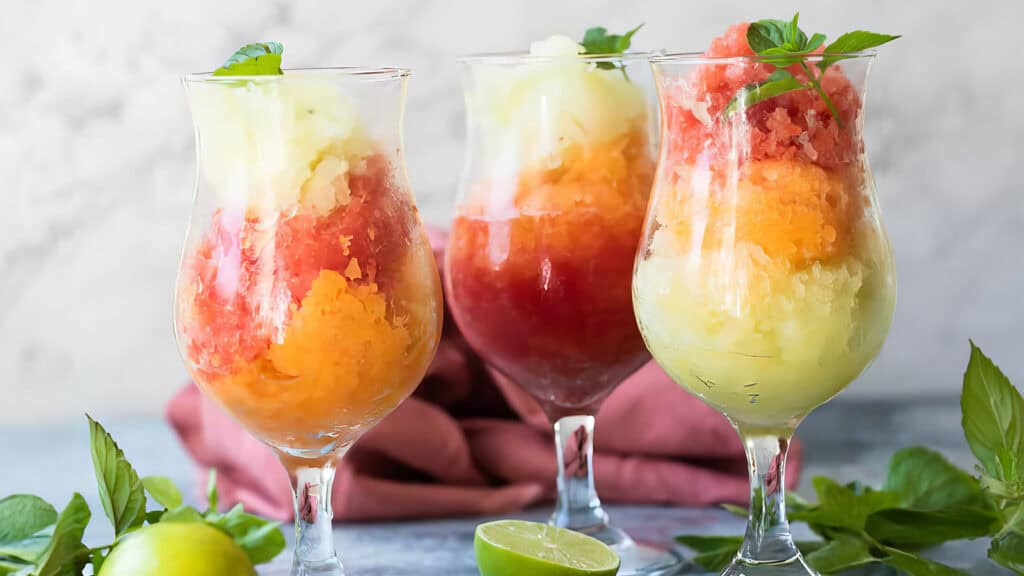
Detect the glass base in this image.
<box><xmin>720</xmin><ymin>554</ymin><xmax>818</xmax><ymax>576</ymax></box>
<box><xmin>576</xmin><ymin>525</ymin><xmax>685</xmax><ymax>576</ymax></box>
<box><xmin>291</xmin><ymin>555</ymin><xmax>345</xmax><ymax>576</ymax></box>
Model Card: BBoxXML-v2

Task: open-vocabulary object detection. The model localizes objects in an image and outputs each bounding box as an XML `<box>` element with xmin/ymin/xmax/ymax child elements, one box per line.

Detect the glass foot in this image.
<box><xmin>720</xmin><ymin>554</ymin><xmax>818</xmax><ymax>576</ymax></box>
<box><xmin>291</xmin><ymin>556</ymin><xmax>345</xmax><ymax>576</ymax></box>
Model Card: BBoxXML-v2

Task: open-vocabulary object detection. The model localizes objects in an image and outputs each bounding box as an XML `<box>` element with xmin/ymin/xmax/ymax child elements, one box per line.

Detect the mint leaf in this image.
<box><xmin>205</xmin><ymin>505</ymin><xmax>285</xmax><ymax>565</ymax></box>
<box><xmin>206</xmin><ymin>469</ymin><xmax>219</xmax><ymax>512</ymax></box>
<box><xmin>0</xmin><ymin>559</ymin><xmax>31</xmax><ymax>576</ymax></box>
<box><xmin>580</xmin><ymin>24</ymin><xmax>643</xmax><ymax>55</ymax></box>
<box><xmin>785</xmin><ymin>13</ymin><xmax>808</xmax><ymax>50</ymax></box>
<box><xmin>160</xmin><ymin>506</ymin><xmax>204</xmax><ymax>524</ymax></box>
<box><xmin>722</xmin><ymin>70</ymin><xmax>805</xmax><ymax>118</ymax></box>
<box><xmin>820</xmin><ymin>30</ymin><xmax>900</xmax><ymax>69</ymax></box>
<box><xmin>866</xmin><ymin>508</ymin><xmax>999</xmax><ymax>547</ymax></box>
<box><xmin>87</xmin><ymin>416</ymin><xmax>146</xmax><ymax>535</ymax></box>
<box><xmin>675</xmin><ymin>535</ymin><xmax>824</xmax><ymax>572</ymax></box>
<box><xmin>990</xmin><ymin>530</ymin><xmax>1024</xmax><ymax>575</ymax></box>
<box><xmin>805</xmin><ymin>33</ymin><xmax>827</xmax><ymax>53</ymax></box>
<box><xmin>674</xmin><ymin>535</ymin><xmax>740</xmax><ymax>571</ymax></box>
<box><xmin>32</xmin><ymin>494</ymin><xmax>90</xmax><ymax>576</ymax></box>
<box><xmin>580</xmin><ymin>24</ymin><xmax>643</xmax><ymax>74</ymax></box>
<box><xmin>0</xmin><ymin>534</ymin><xmax>51</xmax><ymax>564</ymax></box>
<box><xmin>0</xmin><ymin>496</ymin><xmax>56</xmax><ymax>558</ymax></box>
<box><xmin>881</xmin><ymin>546</ymin><xmax>970</xmax><ymax>576</ymax></box>
<box><xmin>804</xmin><ymin>535</ymin><xmax>877</xmax><ymax>574</ymax></box>
<box><xmin>790</xmin><ymin>477</ymin><xmax>901</xmax><ymax>531</ymax></box>
<box><xmin>961</xmin><ymin>341</ymin><xmax>1024</xmax><ymax>484</ymax></box>
<box><xmin>213</xmin><ymin>42</ymin><xmax>283</xmax><ymax>77</ymax></box>
<box><xmin>746</xmin><ymin>19</ymin><xmax>789</xmax><ymax>52</ymax></box>
<box><xmin>884</xmin><ymin>447</ymin><xmax>994</xmax><ymax>510</ymax></box>
<box><xmin>141</xmin><ymin>477</ymin><xmax>182</xmax><ymax>510</ymax></box>
<box><xmin>721</xmin><ymin>503</ymin><xmax>747</xmax><ymax>517</ymax></box>
<box><xmin>825</xmin><ymin>30</ymin><xmax>901</xmax><ymax>55</ymax></box>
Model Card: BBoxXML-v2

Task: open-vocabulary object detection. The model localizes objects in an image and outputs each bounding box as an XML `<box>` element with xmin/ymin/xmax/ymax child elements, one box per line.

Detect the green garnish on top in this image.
<box><xmin>580</xmin><ymin>24</ymin><xmax>643</xmax><ymax>72</ymax></box>
<box><xmin>723</xmin><ymin>14</ymin><xmax>899</xmax><ymax>127</ymax></box>
<box><xmin>213</xmin><ymin>42</ymin><xmax>284</xmax><ymax>76</ymax></box>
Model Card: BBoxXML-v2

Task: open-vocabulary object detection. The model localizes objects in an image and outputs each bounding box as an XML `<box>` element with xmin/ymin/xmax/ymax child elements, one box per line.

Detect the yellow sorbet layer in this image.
<box><xmin>633</xmin><ymin>159</ymin><xmax>895</xmax><ymax>429</ymax></box>
<box><xmin>187</xmin><ymin>76</ymin><xmax>373</xmax><ymax>215</ymax></box>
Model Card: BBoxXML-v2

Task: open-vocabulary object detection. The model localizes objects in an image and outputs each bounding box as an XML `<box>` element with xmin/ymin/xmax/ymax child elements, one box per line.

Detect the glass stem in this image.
<box><xmin>287</xmin><ymin>462</ymin><xmax>345</xmax><ymax>576</ymax></box>
<box><xmin>737</xmin><ymin>430</ymin><xmax>801</xmax><ymax>565</ymax></box>
<box><xmin>549</xmin><ymin>415</ymin><xmax>609</xmax><ymax>534</ymax></box>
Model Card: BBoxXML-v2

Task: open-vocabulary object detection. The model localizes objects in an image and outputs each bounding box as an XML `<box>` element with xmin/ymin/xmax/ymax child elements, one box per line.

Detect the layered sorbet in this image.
<box><xmin>177</xmin><ymin>76</ymin><xmax>442</xmax><ymax>455</ymax></box>
<box><xmin>633</xmin><ymin>24</ymin><xmax>895</xmax><ymax>429</ymax></box>
<box><xmin>446</xmin><ymin>37</ymin><xmax>654</xmax><ymax>417</ymax></box>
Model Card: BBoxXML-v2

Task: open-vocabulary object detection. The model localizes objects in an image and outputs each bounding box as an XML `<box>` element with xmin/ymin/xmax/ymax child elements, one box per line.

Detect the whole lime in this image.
<box><xmin>98</xmin><ymin>522</ymin><xmax>256</xmax><ymax>576</ymax></box>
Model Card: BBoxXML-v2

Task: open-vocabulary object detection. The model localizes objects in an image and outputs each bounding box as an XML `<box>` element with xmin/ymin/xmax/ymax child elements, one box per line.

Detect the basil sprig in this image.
<box><xmin>580</xmin><ymin>24</ymin><xmax>643</xmax><ymax>75</ymax></box>
<box><xmin>724</xmin><ymin>14</ymin><xmax>899</xmax><ymax>128</ymax></box>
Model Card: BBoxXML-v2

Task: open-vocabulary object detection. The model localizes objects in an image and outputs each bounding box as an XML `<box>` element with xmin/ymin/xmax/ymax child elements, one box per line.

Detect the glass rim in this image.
<box><xmin>650</xmin><ymin>50</ymin><xmax>876</xmax><ymax>65</ymax></box>
<box><xmin>456</xmin><ymin>50</ymin><xmax>654</xmax><ymax>65</ymax></box>
<box><xmin>182</xmin><ymin>66</ymin><xmax>411</xmax><ymax>84</ymax></box>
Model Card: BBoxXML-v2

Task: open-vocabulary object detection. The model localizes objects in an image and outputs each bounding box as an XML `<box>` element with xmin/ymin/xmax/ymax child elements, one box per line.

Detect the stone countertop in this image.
<box><xmin>0</xmin><ymin>397</ymin><xmax>1011</xmax><ymax>575</ymax></box>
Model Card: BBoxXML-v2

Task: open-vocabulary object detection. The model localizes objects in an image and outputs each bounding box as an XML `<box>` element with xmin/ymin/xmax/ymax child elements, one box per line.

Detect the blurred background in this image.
<box><xmin>2</xmin><ymin>0</ymin><xmax>1021</xmax><ymax>424</ymax></box>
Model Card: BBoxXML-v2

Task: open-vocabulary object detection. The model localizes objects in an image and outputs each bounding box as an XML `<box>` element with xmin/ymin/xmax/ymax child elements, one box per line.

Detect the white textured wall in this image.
<box><xmin>2</xmin><ymin>0</ymin><xmax>1022</xmax><ymax>423</ymax></box>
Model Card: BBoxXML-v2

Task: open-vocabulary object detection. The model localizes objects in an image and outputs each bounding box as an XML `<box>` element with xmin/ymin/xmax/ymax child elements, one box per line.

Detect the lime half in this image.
<box><xmin>475</xmin><ymin>520</ymin><xmax>620</xmax><ymax>576</ymax></box>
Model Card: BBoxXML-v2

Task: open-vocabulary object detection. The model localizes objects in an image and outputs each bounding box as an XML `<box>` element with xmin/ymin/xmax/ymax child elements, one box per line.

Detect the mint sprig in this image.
<box><xmin>580</xmin><ymin>24</ymin><xmax>643</xmax><ymax>74</ymax></box>
<box><xmin>675</xmin><ymin>341</ymin><xmax>1024</xmax><ymax>575</ymax></box>
<box><xmin>87</xmin><ymin>415</ymin><xmax>146</xmax><ymax>536</ymax></box>
<box><xmin>723</xmin><ymin>14</ymin><xmax>899</xmax><ymax>128</ymax></box>
<box><xmin>0</xmin><ymin>418</ymin><xmax>286</xmax><ymax>575</ymax></box>
<box><xmin>213</xmin><ymin>42</ymin><xmax>284</xmax><ymax>76</ymax></box>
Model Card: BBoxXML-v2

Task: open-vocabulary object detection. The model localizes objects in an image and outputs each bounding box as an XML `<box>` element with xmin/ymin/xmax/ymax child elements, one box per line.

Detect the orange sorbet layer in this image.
<box><xmin>177</xmin><ymin>155</ymin><xmax>442</xmax><ymax>454</ymax></box>
<box><xmin>446</xmin><ymin>129</ymin><xmax>653</xmax><ymax>417</ymax></box>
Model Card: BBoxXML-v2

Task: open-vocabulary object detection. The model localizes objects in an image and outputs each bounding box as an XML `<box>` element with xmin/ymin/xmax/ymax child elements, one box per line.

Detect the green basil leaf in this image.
<box><xmin>580</xmin><ymin>24</ymin><xmax>643</xmax><ymax>56</ymax></box>
<box><xmin>160</xmin><ymin>506</ymin><xmax>204</xmax><ymax>524</ymax></box>
<box><xmin>805</xmin><ymin>33</ymin><xmax>827</xmax><ymax>53</ymax></box>
<box><xmin>141</xmin><ymin>476</ymin><xmax>183</xmax><ymax>510</ymax></box>
<box><xmin>206</xmin><ymin>469</ymin><xmax>219</xmax><ymax>512</ymax></box>
<box><xmin>989</xmin><ymin>530</ymin><xmax>1024</xmax><ymax>575</ymax></box>
<box><xmin>722</xmin><ymin>71</ymin><xmax>806</xmax><ymax>118</ymax></box>
<box><xmin>0</xmin><ymin>495</ymin><xmax>56</xmax><ymax>558</ymax></box>
<box><xmin>820</xmin><ymin>30</ymin><xmax>901</xmax><ymax>69</ymax></box>
<box><xmin>804</xmin><ymin>534</ymin><xmax>878</xmax><ymax>574</ymax></box>
<box><xmin>205</xmin><ymin>505</ymin><xmax>286</xmax><ymax>565</ymax></box>
<box><xmin>0</xmin><ymin>534</ymin><xmax>51</xmax><ymax>563</ymax></box>
<box><xmin>866</xmin><ymin>507</ymin><xmax>1000</xmax><ymax>547</ymax></box>
<box><xmin>880</xmin><ymin>546</ymin><xmax>970</xmax><ymax>576</ymax></box>
<box><xmin>213</xmin><ymin>42</ymin><xmax>283</xmax><ymax>76</ymax></box>
<box><xmin>87</xmin><ymin>416</ymin><xmax>146</xmax><ymax>535</ymax></box>
<box><xmin>32</xmin><ymin>494</ymin><xmax>90</xmax><ymax>576</ymax></box>
<box><xmin>721</xmin><ymin>503</ymin><xmax>747</xmax><ymax>517</ymax></box>
<box><xmin>676</xmin><ymin>535</ymin><xmax>824</xmax><ymax>572</ymax></box>
<box><xmin>0</xmin><ymin>495</ymin><xmax>56</xmax><ymax>542</ymax></box>
<box><xmin>674</xmin><ymin>535</ymin><xmax>741</xmax><ymax>571</ymax></box>
<box><xmin>789</xmin><ymin>477</ymin><xmax>901</xmax><ymax>532</ymax></box>
<box><xmin>825</xmin><ymin>30</ymin><xmax>902</xmax><ymax>54</ymax></box>
<box><xmin>0</xmin><ymin>560</ymin><xmax>32</xmax><ymax>576</ymax></box>
<box><xmin>961</xmin><ymin>341</ymin><xmax>1024</xmax><ymax>484</ymax></box>
<box><xmin>747</xmin><ymin>19</ymin><xmax>789</xmax><ymax>53</ymax></box>
<box><xmin>786</xmin><ymin>13</ymin><xmax>808</xmax><ymax>51</ymax></box>
<box><xmin>884</xmin><ymin>446</ymin><xmax>993</xmax><ymax>510</ymax></box>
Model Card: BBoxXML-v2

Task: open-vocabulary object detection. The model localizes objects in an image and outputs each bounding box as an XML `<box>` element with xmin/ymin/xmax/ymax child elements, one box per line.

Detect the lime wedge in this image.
<box><xmin>474</xmin><ymin>520</ymin><xmax>620</xmax><ymax>576</ymax></box>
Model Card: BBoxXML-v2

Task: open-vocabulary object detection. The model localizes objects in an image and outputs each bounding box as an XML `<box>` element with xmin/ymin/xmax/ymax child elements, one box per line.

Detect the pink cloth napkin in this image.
<box><xmin>167</xmin><ymin>230</ymin><xmax>802</xmax><ymax>522</ymax></box>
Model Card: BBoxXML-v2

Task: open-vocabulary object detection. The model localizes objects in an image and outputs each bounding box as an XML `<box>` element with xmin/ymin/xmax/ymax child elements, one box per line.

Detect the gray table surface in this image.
<box><xmin>0</xmin><ymin>397</ymin><xmax>1011</xmax><ymax>575</ymax></box>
